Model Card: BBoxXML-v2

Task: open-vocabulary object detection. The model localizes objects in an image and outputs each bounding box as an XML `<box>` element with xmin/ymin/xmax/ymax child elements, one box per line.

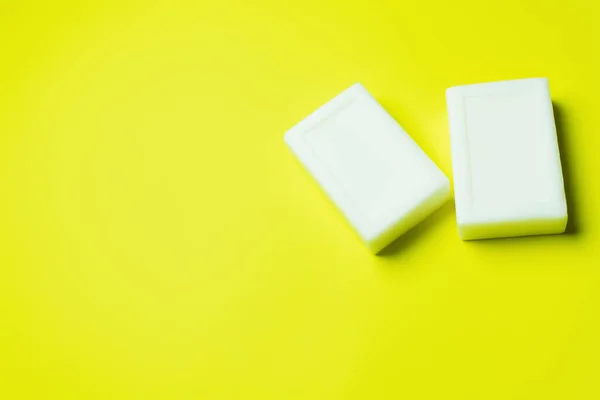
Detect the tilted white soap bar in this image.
<box><xmin>285</xmin><ymin>83</ymin><xmax>450</xmax><ymax>253</ymax></box>
<box><xmin>446</xmin><ymin>78</ymin><xmax>568</xmax><ymax>240</ymax></box>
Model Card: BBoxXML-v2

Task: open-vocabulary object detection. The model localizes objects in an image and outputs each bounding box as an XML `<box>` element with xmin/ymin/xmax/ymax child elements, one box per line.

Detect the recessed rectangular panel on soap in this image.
<box><xmin>446</xmin><ymin>78</ymin><xmax>568</xmax><ymax>240</ymax></box>
<box><xmin>285</xmin><ymin>83</ymin><xmax>450</xmax><ymax>253</ymax></box>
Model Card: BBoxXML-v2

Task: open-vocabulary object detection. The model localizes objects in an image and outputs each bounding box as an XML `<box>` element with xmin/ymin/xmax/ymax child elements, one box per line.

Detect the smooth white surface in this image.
<box><xmin>285</xmin><ymin>83</ymin><xmax>450</xmax><ymax>253</ymax></box>
<box><xmin>446</xmin><ymin>78</ymin><xmax>568</xmax><ymax>240</ymax></box>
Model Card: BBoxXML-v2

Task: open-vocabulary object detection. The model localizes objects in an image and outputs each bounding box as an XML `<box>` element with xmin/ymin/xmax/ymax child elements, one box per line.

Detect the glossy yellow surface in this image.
<box><xmin>1</xmin><ymin>1</ymin><xmax>598</xmax><ymax>398</ymax></box>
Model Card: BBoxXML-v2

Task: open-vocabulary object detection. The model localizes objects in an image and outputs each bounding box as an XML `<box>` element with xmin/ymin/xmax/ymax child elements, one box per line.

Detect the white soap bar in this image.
<box><xmin>446</xmin><ymin>78</ymin><xmax>568</xmax><ymax>240</ymax></box>
<box><xmin>285</xmin><ymin>83</ymin><xmax>450</xmax><ymax>253</ymax></box>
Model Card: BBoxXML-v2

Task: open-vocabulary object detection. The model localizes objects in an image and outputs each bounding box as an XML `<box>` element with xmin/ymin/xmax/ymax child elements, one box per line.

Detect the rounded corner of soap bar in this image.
<box><xmin>283</xmin><ymin>128</ymin><xmax>296</xmax><ymax>146</ymax></box>
<box><xmin>334</xmin><ymin>82</ymin><xmax>370</xmax><ymax>102</ymax></box>
<box><xmin>349</xmin><ymin>82</ymin><xmax>366</xmax><ymax>92</ymax></box>
<box><xmin>440</xmin><ymin>174</ymin><xmax>451</xmax><ymax>191</ymax></box>
<box><xmin>368</xmin><ymin>241</ymin><xmax>387</xmax><ymax>255</ymax></box>
<box><xmin>457</xmin><ymin>227</ymin><xmax>471</xmax><ymax>241</ymax></box>
<box><xmin>528</xmin><ymin>77</ymin><xmax>549</xmax><ymax>85</ymax></box>
<box><xmin>556</xmin><ymin>212</ymin><xmax>569</xmax><ymax>234</ymax></box>
<box><xmin>431</xmin><ymin>173</ymin><xmax>452</xmax><ymax>203</ymax></box>
<box><xmin>522</xmin><ymin>77</ymin><xmax>551</xmax><ymax>93</ymax></box>
<box><xmin>368</xmin><ymin>232</ymin><xmax>401</xmax><ymax>255</ymax></box>
<box><xmin>445</xmin><ymin>86</ymin><xmax>462</xmax><ymax>101</ymax></box>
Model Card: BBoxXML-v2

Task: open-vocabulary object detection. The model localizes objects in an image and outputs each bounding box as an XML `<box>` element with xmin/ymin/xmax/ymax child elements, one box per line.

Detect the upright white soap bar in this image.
<box><xmin>446</xmin><ymin>78</ymin><xmax>568</xmax><ymax>240</ymax></box>
<box><xmin>285</xmin><ymin>83</ymin><xmax>450</xmax><ymax>253</ymax></box>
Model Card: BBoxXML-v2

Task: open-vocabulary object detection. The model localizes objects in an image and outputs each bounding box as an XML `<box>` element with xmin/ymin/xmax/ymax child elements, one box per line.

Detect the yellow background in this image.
<box><xmin>1</xmin><ymin>1</ymin><xmax>599</xmax><ymax>398</ymax></box>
